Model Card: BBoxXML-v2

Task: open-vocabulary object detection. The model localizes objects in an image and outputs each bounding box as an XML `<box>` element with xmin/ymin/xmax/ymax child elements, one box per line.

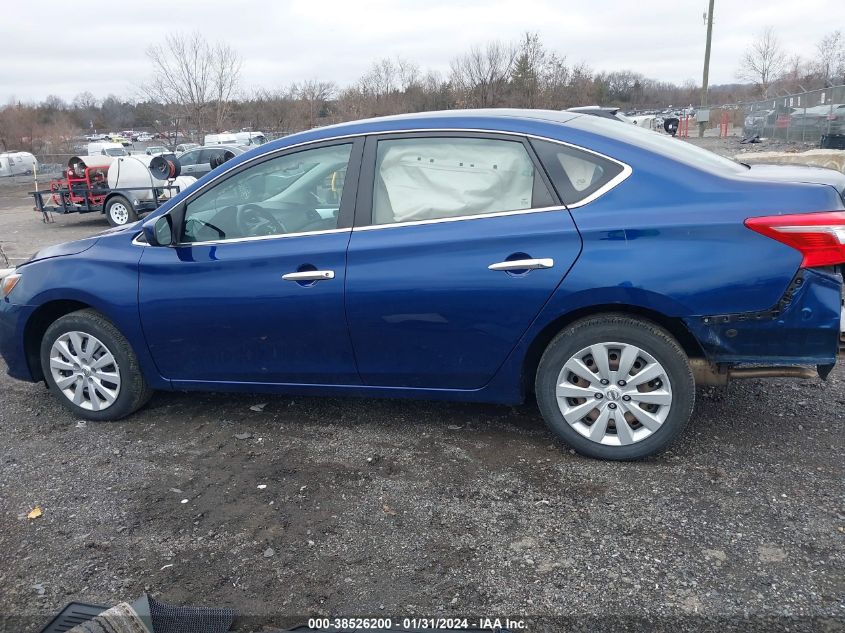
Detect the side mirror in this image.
<box><xmin>142</xmin><ymin>214</ymin><xmax>174</xmax><ymax>246</ymax></box>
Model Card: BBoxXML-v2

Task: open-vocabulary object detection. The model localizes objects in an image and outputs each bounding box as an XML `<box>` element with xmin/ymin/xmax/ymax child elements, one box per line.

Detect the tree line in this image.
<box><xmin>739</xmin><ymin>27</ymin><xmax>845</xmax><ymax>99</ymax></box>
<box><xmin>2</xmin><ymin>27</ymin><xmax>843</xmax><ymax>154</ymax></box>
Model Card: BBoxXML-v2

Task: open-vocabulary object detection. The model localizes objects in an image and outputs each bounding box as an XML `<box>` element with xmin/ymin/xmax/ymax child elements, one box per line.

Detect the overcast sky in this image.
<box><xmin>1</xmin><ymin>0</ymin><xmax>839</xmax><ymax>103</ymax></box>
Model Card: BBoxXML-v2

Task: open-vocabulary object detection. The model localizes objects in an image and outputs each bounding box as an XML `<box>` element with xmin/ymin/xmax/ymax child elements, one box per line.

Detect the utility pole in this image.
<box><xmin>699</xmin><ymin>0</ymin><xmax>715</xmax><ymax>138</ymax></box>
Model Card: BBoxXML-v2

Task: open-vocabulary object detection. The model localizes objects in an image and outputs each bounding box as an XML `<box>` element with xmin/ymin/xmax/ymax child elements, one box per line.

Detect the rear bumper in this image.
<box><xmin>684</xmin><ymin>268</ymin><xmax>841</xmax><ymax>366</ymax></box>
<box><xmin>0</xmin><ymin>300</ymin><xmax>37</xmax><ymax>381</ymax></box>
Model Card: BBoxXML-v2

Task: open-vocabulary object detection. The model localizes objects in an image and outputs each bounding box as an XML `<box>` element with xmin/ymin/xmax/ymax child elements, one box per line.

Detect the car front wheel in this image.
<box><xmin>536</xmin><ymin>315</ymin><xmax>695</xmax><ymax>460</ymax></box>
<box><xmin>40</xmin><ymin>309</ymin><xmax>153</xmax><ymax>421</ymax></box>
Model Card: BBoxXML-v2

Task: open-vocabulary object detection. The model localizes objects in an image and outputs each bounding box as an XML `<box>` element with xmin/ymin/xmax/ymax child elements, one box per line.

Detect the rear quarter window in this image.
<box><xmin>531</xmin><ymin>139</ymin><xmax>625</xmax><ymax>206</ymax></box>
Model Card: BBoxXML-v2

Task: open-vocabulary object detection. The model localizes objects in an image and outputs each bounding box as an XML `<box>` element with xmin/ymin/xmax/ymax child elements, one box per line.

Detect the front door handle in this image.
<box><xmin>282</xmin><ymin>270</ymin><xmax>335</xmax><ymax>281</ymax></box>
<box><xmin>488</xmin><ymin>258</ymin><xmax>554</xmax><ymax>272</ymax></box>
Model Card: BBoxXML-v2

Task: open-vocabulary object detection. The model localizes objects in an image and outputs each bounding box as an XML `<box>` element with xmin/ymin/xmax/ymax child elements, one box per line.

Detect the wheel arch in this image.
<box><xmin>521</xmin><ymin>304</ymin><xmax>706</xmax><ymax>395</ymax></box>
<box><xmin>23</xmin><ymin>299</ymin><xmax>93</xmax><ymax>381</ymax></box>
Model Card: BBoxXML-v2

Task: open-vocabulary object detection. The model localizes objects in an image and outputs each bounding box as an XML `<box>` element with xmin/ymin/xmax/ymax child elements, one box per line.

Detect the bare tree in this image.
<box><xmin>816</xmin><ymin>30</ymin><xmax>845</xmax><ymax>85</ymax></box>
<box><xmin>449</xmin><ymin>41</ymin><xmax>517</xmax><ymax>107</ymax></box>
<box><xmin>738</xmin><ymin>26</ymin><xmax>786</xmax><ymax>98</ymax></box>
<box><xmin>144</xmin><ymin>32</ymin><xmax>242</xmax><ymax>135</ymax></box>
<box><xmin>779</xmin><ymin>54</ymin><xmax>817</xmax><ymax>93</ymax></box>
<box><xmin>293</xmin><ymin>80</ymin><xmax>337</xmax><ymax>128</ymax></box>
<box><xmin>211</xmin><ymin>43</ymin><xmax>241</xmax><ymax>131</ymax></box>
<box><xmin>242</xmin><ymin>88</ymin><xmax>298</xmax><ymax>136</ymax></box>
<box><xmin>396</xmin><ymin>58</ymin><xmax>420</xmax><ymax>91</ymax></box>
<box><xmin>0</xmin><ymin>103</ymin><xmax>38</xmax><ymax>152</ymax></box>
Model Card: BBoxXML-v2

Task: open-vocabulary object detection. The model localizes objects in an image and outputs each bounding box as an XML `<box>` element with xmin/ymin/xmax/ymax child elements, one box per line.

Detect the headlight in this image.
<box><xmin>1</xmin><ymin>272</ymin><xmax>21</xmax><ymax>297</ymax></box>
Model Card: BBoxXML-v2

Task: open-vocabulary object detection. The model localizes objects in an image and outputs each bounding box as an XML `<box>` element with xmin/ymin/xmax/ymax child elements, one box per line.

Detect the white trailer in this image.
<box><xmin>0</xmin><ymin>151</ymin><xmax>38</xmax><ymax>177</ymax></box>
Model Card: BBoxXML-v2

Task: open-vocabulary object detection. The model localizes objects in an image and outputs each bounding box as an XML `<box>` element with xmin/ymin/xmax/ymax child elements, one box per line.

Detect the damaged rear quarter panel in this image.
<box><xmin>683</xmin><ymin>268</ymin><xmax>841</xmax><ymax>365</ymax></box>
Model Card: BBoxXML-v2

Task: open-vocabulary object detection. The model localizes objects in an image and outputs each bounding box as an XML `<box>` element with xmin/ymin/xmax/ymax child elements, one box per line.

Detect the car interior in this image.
<box><xmin>181</xmin><ymin>144</ymin><xmax>352</xmax><ymax>242</ymax></box>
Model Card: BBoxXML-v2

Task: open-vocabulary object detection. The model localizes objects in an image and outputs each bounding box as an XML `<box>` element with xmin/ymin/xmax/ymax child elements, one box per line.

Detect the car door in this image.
<box><xmin>344</xmin><ymin>132</ymin><xmax>583</xmax><ymax>390</ymax></box>
<box><xmin>177</xmin><ymin>149</ymin><xmax>203</xmax><ymax>177</ymax></box>
<box><xmin>195</xmin><ymin>148</ymin><xmax>227</xmax><ymax>178</ymax></box>
<box><xmin>138</xmin><ymin>139</ymin><xmax>363</xmax><ymax>386</ymax></box>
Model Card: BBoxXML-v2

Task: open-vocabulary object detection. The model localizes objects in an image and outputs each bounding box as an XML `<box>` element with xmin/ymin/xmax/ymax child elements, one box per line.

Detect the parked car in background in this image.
<box><xmin>826</xmin><ymin>104</ymin><xmax>845</xmax><ymax>135</ymax></box>
<box><xmin>144</xmin><ymin>146</ymin><xmax>170</xmax><ymax>156</ymax></box>
<box><xmin>2</xmin><ymin>110</ymin><xmax>844</xmax><ymax>461</ymax></box>
<box><xmin>176</xmin><ymin>144</ymin><xmax>246</xmax><ymax>179</ymax></box>
<box><xmin>789</xmin><ymin>105</ymin><xmax>835</xmax><ymax>135</ymax></box>
<box><xmin>136</xmin><ymin>133</ymin><xmax>154</xmax><ymax>142</ymax></box>
<box><xmin>175</xmin><ymin>142</ymin><xmax>200</xmax><ymax>154</ymax></box>
<box><xmin>744</xmin><ymin>107</ymin><xmax>796</xmax><ymax>137</ymax></box>
<box><xmin>87</xmin><ymin>142</ymin><xmax>128</xmax><ymax>157</ymax></box>
<box><xmin>743</xmin><ymin>109</ymin><xmax>773</xmax><ymax>135</ymax></box>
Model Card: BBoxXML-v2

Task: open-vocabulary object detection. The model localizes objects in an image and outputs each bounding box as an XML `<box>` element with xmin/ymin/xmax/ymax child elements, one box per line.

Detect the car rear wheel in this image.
<box><xmin>105</xmin><ymin>195</ymin><xmax>137</xmax><ymax>227</ymax></box>
<box><xmin>536</xmin><ymin>315</ymin><xmax>695</xmax><ymax>460</ymax></box>
<box><xmin>40</xmin><ymin>309</ymin><xmax>153</xmax><ymax>421</ymax></box>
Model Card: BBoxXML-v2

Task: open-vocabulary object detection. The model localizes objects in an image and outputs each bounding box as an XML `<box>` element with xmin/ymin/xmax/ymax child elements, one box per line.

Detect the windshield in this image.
<box><xmin>104</xmin><ymin>148</ymin><xmax>127</xmax><ymax>156</ymax></box>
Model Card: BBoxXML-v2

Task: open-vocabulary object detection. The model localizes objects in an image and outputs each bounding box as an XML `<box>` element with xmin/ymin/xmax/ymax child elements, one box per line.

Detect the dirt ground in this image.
<box><xmin>0</xmin><ymin>141</ymin><xmax>843</xmax><ymax>632</ymax></box>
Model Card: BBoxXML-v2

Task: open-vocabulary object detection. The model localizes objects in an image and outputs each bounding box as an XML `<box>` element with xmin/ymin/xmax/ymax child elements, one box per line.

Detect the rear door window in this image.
<box><xmin>179</xmin><ymin>150</ymin><xmax>201</xmax><ymax>166</ymax></box>
<box><xmin>531</xmin><ymin>139</ymin><xmax>625</xmax><ymax>206</ymax></box>
<box><xmin>371</xmin><ymin>136</ymin><xmax>554</xmax><ymax>225</ymax></box>
<box><xmin>198</xmin><ymin>148</ymin><xmax>225</xmax><ymax>167</ymax></box>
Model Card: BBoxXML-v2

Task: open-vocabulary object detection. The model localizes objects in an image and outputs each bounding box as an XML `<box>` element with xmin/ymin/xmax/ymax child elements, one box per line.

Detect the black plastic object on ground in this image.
<box><xmin>663</xmin><ymin>117</ymin><xmax>680</xmax><ymax>136</ymax></box>
<box><xmin>820</xmin><ymin>134</ymin><xmax>845</xmax><ymax>149</ymax></box>
<box><xmin>38</xmin><ymin>602</ymin><xmax>108</xmax><ymax>632</ymax></box>
<box><xmin>147</xmin><ymin>595</ymin><xmax>236</xmax><ymax>633</ymax></box>
<box><xmin>39</xmin><ymin>595</ymin><xmax>237</xmax><ymax>633</ymax></box>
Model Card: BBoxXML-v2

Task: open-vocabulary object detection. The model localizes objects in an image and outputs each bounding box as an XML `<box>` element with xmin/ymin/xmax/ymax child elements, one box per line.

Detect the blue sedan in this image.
<box><xmin>2</xmin><ymin>109</ymin><xmax>845</xmax><ymax>460</ymax></box>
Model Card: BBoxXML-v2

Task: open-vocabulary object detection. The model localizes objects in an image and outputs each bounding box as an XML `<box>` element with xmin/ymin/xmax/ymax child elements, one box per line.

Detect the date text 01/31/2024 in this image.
<box><xmin>306</xmin><ymin>617</ymin><xmax>527</xmax><ymax>630</ymax></box>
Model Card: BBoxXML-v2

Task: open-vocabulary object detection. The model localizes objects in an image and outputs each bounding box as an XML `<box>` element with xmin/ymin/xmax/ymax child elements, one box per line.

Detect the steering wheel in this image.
<box><xmin>235</xmin><ymin>204</ymin><xmax>286</xmax><ymax>237</ymax></box>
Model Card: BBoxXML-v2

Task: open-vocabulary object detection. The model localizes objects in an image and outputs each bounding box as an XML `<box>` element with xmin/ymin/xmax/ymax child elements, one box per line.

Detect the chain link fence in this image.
<box><xmin>711</xmin><ymin>84</ymin><xmax>845</xmax><ymax>147</ymax></box>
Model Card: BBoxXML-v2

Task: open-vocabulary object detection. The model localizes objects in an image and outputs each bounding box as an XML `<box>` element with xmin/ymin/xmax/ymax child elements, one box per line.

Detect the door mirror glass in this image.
<box><xmin>154</xmin><ymin>215</ymin><xmax>173</xmax><ymax>245</ymax></box>
<box><xmin>143</xmin><ymin>214</ymin><xmax>174</xmax><ymax>246</ymax></box>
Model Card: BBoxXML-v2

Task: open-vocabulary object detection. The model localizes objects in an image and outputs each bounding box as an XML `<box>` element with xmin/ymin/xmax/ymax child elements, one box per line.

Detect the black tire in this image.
<box><xmin>40</xmin><ymin>309</ymin><xmax>153</xmax><ymax>421</ymax></box>
<box><xmin>104</xmin><ymin>195</ymin><xmax>137</xmax><ymax>227</ymax></box>
<box><xmin>535</xmin><ymin>314</ymin><xmax>695</xmax><ymax>461</ymax></box>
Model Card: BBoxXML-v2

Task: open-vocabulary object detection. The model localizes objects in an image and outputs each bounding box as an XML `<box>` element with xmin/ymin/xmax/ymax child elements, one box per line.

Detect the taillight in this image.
<box><xmin>745</xmin><ymin>212</ymin><xmax>845</xmax><ymax>268</ymax></box>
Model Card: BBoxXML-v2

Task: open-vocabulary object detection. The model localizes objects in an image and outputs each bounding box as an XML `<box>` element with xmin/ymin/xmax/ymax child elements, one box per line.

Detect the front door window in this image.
<box><xmin>181</xmin><ymin>143</ymin><xmax>353</xmax><ymax>242</ymax></box>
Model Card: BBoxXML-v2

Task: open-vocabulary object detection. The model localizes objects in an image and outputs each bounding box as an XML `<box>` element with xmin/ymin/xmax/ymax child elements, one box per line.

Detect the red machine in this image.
<box><xmin>50</xmin><ymin>161</ymin><xmax>110</xmax><ymax>209</ymax></box>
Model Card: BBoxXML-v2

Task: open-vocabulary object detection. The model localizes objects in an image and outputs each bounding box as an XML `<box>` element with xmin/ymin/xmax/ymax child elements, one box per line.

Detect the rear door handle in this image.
<box><xmin>282</xmin><ymin>270</ymin><xmax>335</xmax><ymax>281</ymax></box>
<box><xmin>488</xmin><ymin>258</ymin><xmax>554</xmax><ymax>271</ymax></box>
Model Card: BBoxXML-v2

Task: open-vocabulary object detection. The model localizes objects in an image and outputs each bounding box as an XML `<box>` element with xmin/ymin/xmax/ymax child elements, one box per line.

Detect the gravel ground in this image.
<box><xmin>0</xmin><ymin>144</ymin><xmax>843</xmax><ymax>633</ymax></box>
